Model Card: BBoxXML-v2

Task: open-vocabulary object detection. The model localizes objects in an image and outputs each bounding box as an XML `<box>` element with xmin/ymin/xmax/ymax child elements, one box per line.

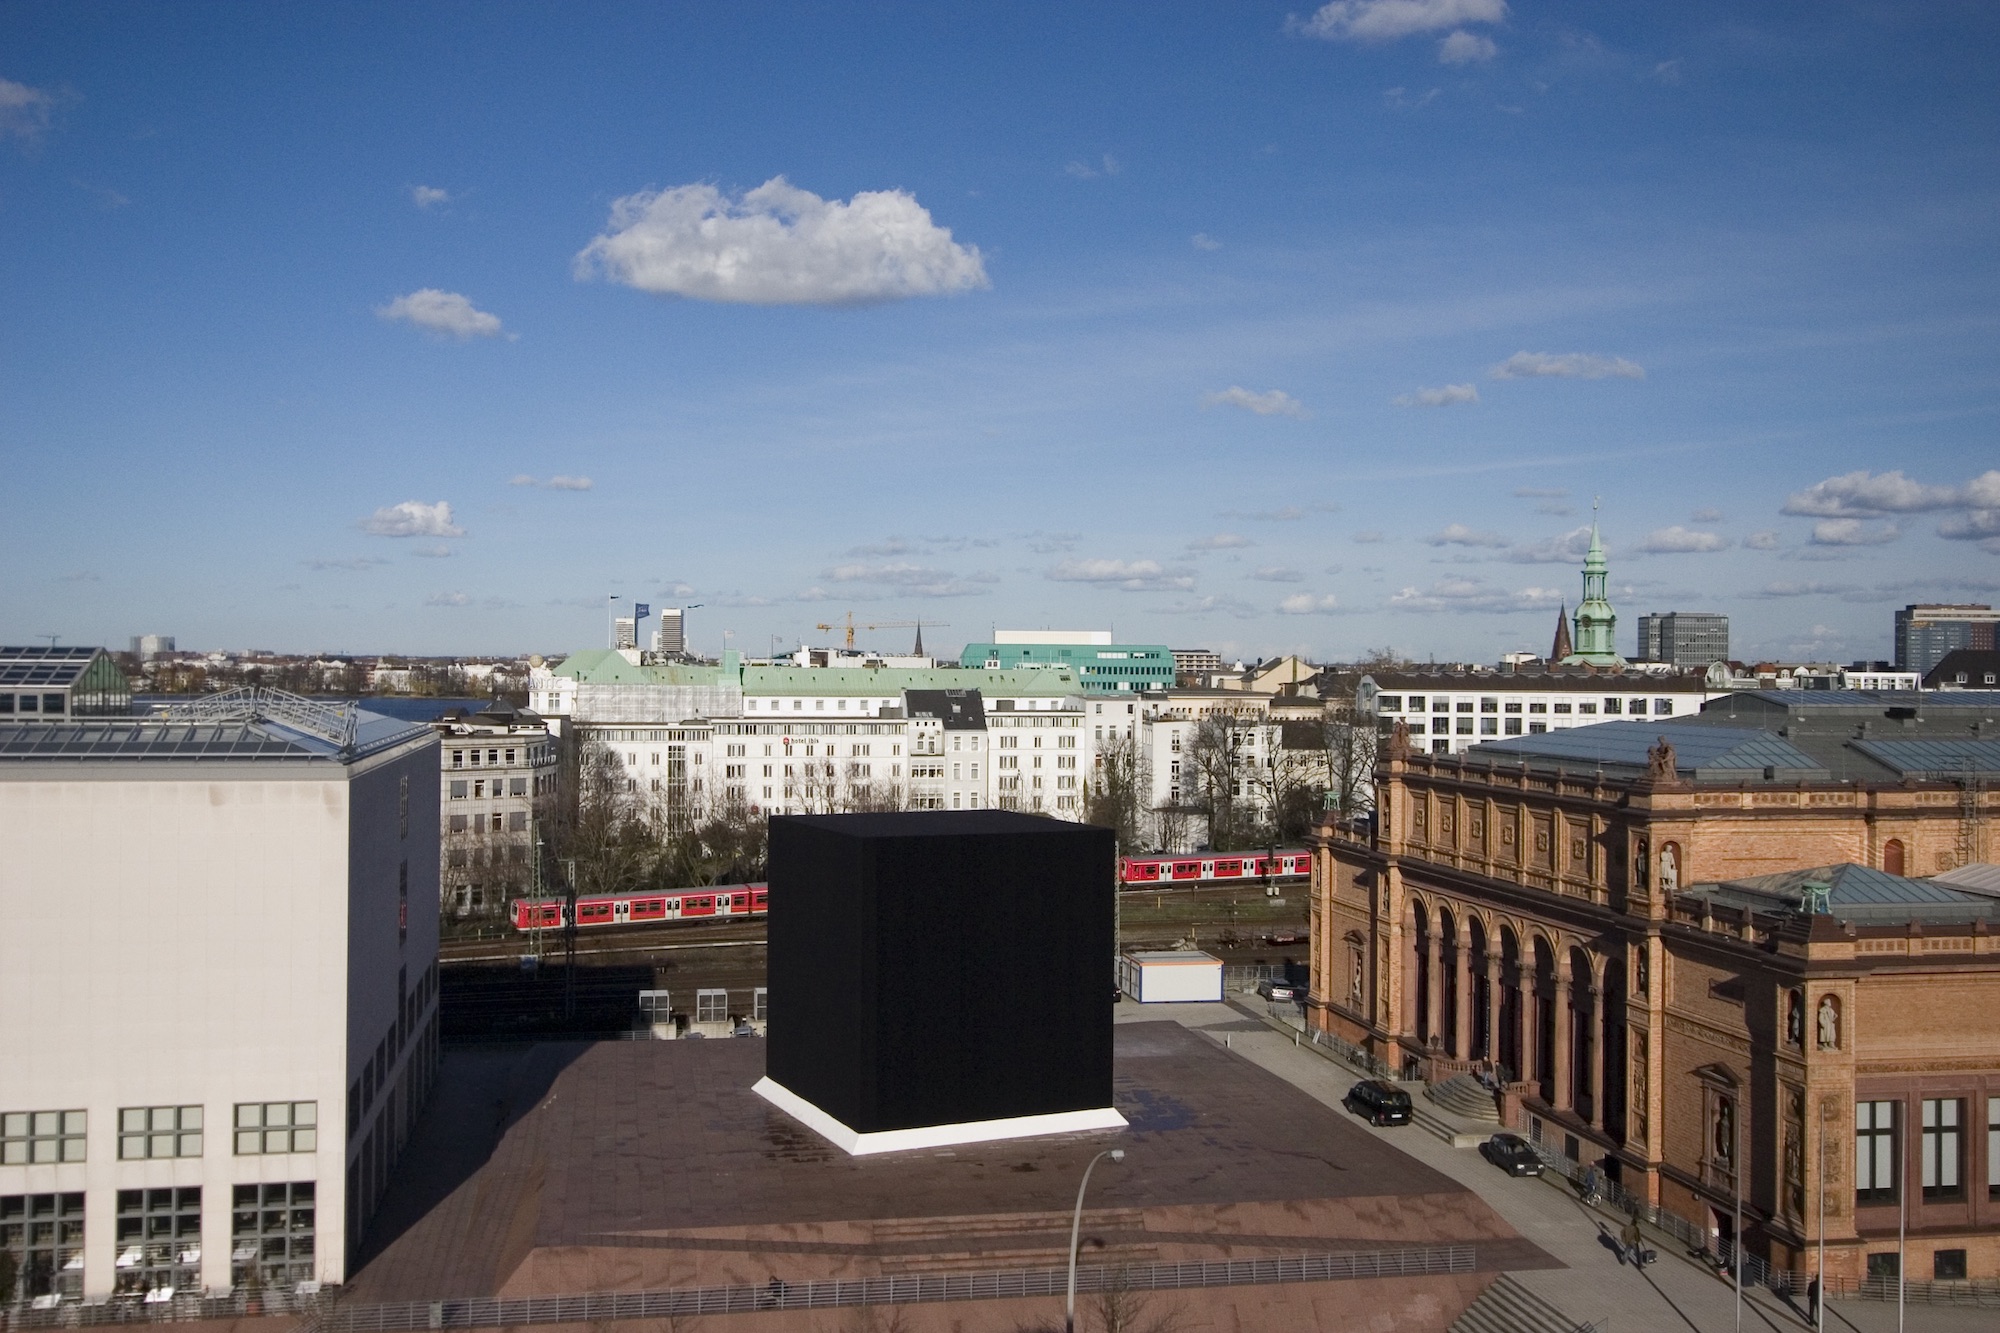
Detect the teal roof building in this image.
<box><xmin>958</xmin><ymin>636</ymin><xmax>1173</xmax><ymax>693</ymax></box>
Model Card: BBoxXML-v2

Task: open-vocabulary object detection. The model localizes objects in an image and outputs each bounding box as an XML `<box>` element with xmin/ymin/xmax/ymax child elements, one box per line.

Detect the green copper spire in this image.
<box><xmin>1564</xmin><ymin>498</ymin><xmax>1625</xmax><ymax>666</ymax></box>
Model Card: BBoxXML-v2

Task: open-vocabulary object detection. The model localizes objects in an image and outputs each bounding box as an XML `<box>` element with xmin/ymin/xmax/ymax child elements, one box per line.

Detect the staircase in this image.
<box><xmin>1448</xmin><ymin>1274</ymin><xmax>1587</xmax><ymax>1333</ymax></box>
<box><xmin>869</xmin><ymin>1209</ymin><xmax>1156</xmax><ymax>1275</ymax></box>
<box><xmin>1426</xmin><ymin>1074</ymin><xmax>1501</xmax><ymax>1123</ymax></box>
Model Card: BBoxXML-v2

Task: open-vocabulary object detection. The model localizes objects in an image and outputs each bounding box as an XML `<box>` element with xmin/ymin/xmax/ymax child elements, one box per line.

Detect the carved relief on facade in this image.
<box><xmin>1782</xmin><ymin>1086</ymin><xmax>1806</xmax><ymax>1220</ymax></box>
<box><xmin>1818</xmin><ymin>1093</ymin><xmax>1846</xmax><ymax>1219</ymax></box>
<box><xmin>1629</xmin><ymin>1028</ymin><xmax>1649</xmax><ymax>1141</ymax></box>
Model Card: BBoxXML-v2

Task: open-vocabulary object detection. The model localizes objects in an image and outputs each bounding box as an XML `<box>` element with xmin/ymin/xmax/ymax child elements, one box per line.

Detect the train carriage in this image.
<box><xmin>509</xmin><ymin>883</ymin><xmax>769</xmax><ymax>931</ymax></box>
<box><xmin>1118</xmin><ymin>850</ymin><xmax>1310</xmax><ymax>887</ymax></box>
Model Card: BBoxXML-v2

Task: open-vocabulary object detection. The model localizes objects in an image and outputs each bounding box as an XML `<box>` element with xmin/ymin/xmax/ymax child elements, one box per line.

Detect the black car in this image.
<box><xmin>1480</xmin><ymin>1132</ymin><xmax>1544</xmax><ymax>1177</ymax></box>
<box><xmin>1342</xmin><ymin>1079</ymin><xmax>1413</xmax><ymax>1126</ymax></box>
<box><xmin>1256</xmin><ymin>977</ymin><xmax>1302</xmax><ymax>1002</ymax></box>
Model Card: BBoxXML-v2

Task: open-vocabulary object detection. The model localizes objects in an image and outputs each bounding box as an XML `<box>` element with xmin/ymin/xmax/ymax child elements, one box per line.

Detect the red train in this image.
<box><xmin>1119</xmin><ymin>851</ymin><xmax>1311</xmax><ymax>886</ymax></box>
<box><xmin>509</xmin><ymin>851</ymin><xmax>1310</xmax><ymax>930</ymax></box>
<box><xmin>510</xmin><ymin>883</ymin><xmax>767</xmax><ymax>930</ymax></box>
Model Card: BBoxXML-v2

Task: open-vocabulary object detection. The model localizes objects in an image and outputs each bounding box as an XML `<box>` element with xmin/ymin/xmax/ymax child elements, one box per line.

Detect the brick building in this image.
<box><xmin>1308</xmin><ymin>689</ymin><xmax>2000</xmax><ymax>1285</ymax></box>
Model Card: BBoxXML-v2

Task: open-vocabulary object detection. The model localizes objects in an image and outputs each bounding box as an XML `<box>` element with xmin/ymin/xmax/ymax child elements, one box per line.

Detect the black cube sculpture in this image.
<box><xmin>754</xmin><ymin>810</ymin><xmax>1125</xmax><ymax>1154</ymax></box>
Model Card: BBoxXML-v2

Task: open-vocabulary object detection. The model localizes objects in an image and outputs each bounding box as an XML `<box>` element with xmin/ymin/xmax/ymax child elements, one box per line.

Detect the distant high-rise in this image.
<box><xmin>129</xmin><ymin>634</ymin><xmax>175</xmax><ymax>661</ymax></box>
<box><xmin>1636</xmin><ymin>612</ymin><xmax>1729</xmax><ymax>668</ymax></box>
<box><xmin>1895</xmin><ymin>603</ymin><xmax>1998</xmax><ymax>676</ymax></box>
<box><xmin>613</xmin><ymin>616</ymin><xmax>638</xmax><ymax>650</ymax></box>
<box><xmin>652</xmin><ymin>607</ymin><xmax>686</xmax><ymax>656</ymax></box>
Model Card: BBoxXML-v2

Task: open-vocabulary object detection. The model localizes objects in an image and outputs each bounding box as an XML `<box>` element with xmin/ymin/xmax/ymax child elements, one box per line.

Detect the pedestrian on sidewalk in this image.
<box><xmin>1619</xmin><ymin>1215</ymin><xmax>1641</xmax><ymax>1266</ymax></box>
<box><xmin>1807</xmin><ymin>1274</ymin><xmax>1820</xmax><ymax>1322</ymax></box>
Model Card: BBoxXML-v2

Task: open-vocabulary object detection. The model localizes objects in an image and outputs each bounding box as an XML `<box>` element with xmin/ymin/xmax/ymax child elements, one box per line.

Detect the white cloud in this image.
<box><xmin>303</xmin><ymin>556</ymin><xmax>389</xmax><ymax>572</ymax></box>
<box><xmin>411</xmin><ymin>545</ymin><xmax>454</xmax><ymax>559</ymax></box>
<box><xmin>1690</xmin><ymin>507</ymin><xmax>1724</xmax><ymax>523</ymax></box>
<box><xmin>1425</xmin><ymin>523</ymin><xmax>1507</xmax><ymax>548</ymax></box>
<box><xmin>0</xmin><ymin>77</ymin><xmax>53</xmax><ymax>142</ymax></box>
<box><xmin>823</xmin><ymin>560</ymin><xmax>995</xmax><ymax>597</ymax></box>
<box><xmin>1352</xmin><ymin>530</ymin><xmax>1386</xmax><ymax>543</ymax></box>
<box><xmin>1394</xmin><ymin>382</ymin><xmax>1478</xmax><ymax>407</ymax></box>
<box><xmin>1202</xmin><ymin>386</ymin><xmax>1307</xmax><ymax>418</ymax></box>
<box><xmin>1490</xmin><ymin>351</ymin><xmax>1645</xmax><ymax>380</ymax></box>
<box><xmin>1653</xmin><ymin>59</ymin><xmax>1683</xmax><ymax>85</ymax></box>
<box><xmin>1638</xmin><ymin>526</ymin><xmax>1729</xmax><ymax>554</ymax></box>
<box><xmin>1253</xmin><ymin>566</ymin><xmax>1305</xmax><ymax>582</ymax></box>
<box><xmin>1293</xmin><ymin>0</ymin><xmax>1508</xmax><ymax>42</ymax></box>
<box><xmin>360</xmin><ymin>500</ymin><xmax>465</xmax><ymax>538</ymax></box>
<box><xmin>1437</xmin><ymin>30</ymin><xmax>1498</xmax><ymax>64</ymax></box>
<box><xmin>1152</xmin><ymin>594</ymin><xmax>1259</xmax><ymax>619</ymax></box>
<box><xmin>1748</xmin><ymin>581</ymin><xmax>1860</xmax><ymax>599</ymax></box>
<box><xmin>1501</xmin><ymin>526</ymin><xmax>1595</xmax><ymax>564</ymax></box>
<box><xmin>410</xmin><ymin>185</ymin><xmax>451</xmax><ymax>210</ymax></box>
<box><xmin>1784</xmin><ymin>468</ymin><xmax>2000</xmax><ymax>546</ymax></box>
<box><xmin>1514</xmin><ymin>487</ymin><xmax>1568</xmax><ymax>498</ymax></box>
<box><xmin>376</xmin><ymin>289</ymin><xmax>505</xmax><ymax>339</ymax></box>
<box><xmin>1389</xmin><ymin>576</ymin><xmax>1563</xmax><ymax>614</ymax></box>
<box><xmin>1191</xmin><ymin>232</ymin><xmax>1222</xmax><ymax>251</ymax></box>
<box><xmin>1810</xmin><ymin>519</ymin><xmax>1900</xmax><ymax>547</ymax></box>
<box><xmin>509</xmin><ymin>473</ymin><xmax>594</xmax><ymax>491</ymax></box>
<box><xmin>1046</xmin><ymin>558</ymin><xmax>1195</xmax><ymax>592</ymax></box>
<box><xmin>1744</xmin><ymin>530</ymin><xmax>1780</xmax><ymax>550</ymax></box>
<box><xmin>1278</xmin><ymin>593</ymin><xmax>1342</xmax><ymax>615</ymax></box>
<box><xmin>426</xmin><ymin>591</ymin><xmax>472</xmax><ymax>607</ymax></box>
<box><xmin>574</xmin><ymin>176</ymin><xmax>988</xmax><ymax>306</ymax></box>
<box><xmin>1188</xmin><ymin>533</ymin><xmax>1252</xmax><ymax>551</ymax></box>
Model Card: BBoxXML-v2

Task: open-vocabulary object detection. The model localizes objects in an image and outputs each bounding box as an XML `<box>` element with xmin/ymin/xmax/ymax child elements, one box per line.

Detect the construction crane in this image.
<box><xmin>815</xmin><ymin>614</ymin><xmax>949</xmax><ymax>654</ymax></box>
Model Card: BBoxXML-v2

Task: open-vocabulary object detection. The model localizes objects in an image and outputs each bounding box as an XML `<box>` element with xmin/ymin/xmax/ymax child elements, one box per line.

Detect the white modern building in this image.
<box><xmin>0</xmin><ymin>690</ymin><xmax>440</xmax><ymax>1302</ymax></box>
<box><xmin>1356</xmin><ymin>668</ymin><xmax>1715</xmax><ymax>757</ymax></box>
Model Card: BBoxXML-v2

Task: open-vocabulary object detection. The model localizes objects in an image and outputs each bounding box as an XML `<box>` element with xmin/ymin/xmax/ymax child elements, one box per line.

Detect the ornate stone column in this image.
<box><xmin>1551</xmin><ymin>974</ymin><xmax>1574</xmax><ymax>1111</ymax></box>
<box><xmin>1424</xmin><ymin>921</ymin><xmax>1443</xmax><ymax>1048</ymax></box>
<box><xmin>1483</xmin><ymin>953</ymin><xmax>1502</xmax><ymax>1063</ymax></box>
<box><xmin>1516</xmin><ymin>975</ymin><xmax>1537</xmax><ymax>1090</ymax></box>
<box><xmin>1588</xmin><ymin>984</ymin><xmax>1607</xmax><ymax>1130</ymax></box>
<box><xmin>1453</xmin><ymin>924</ymin><xmax>1474</xmax><ymax>1061</ymax></box>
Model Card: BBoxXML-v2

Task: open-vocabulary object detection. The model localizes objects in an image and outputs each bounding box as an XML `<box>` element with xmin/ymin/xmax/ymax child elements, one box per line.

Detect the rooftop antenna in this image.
<box><xmin>38</xmin><ymin>634</ymin><xmax>59</xmax><ymax>647</ymax></box>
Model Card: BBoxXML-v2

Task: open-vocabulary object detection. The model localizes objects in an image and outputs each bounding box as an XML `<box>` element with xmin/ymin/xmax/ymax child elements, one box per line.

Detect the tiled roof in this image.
<box><xmin>1469</xmin><ymin>720</ymin><xmax>1826</xmax><ymax>778</ymax></box>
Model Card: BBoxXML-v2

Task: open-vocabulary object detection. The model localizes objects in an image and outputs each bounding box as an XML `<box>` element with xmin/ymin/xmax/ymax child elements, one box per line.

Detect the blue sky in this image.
<box><xmin>3</xmin><ymin>1</ymin><xmax>1997</xmax><ymax>664</ymax></box>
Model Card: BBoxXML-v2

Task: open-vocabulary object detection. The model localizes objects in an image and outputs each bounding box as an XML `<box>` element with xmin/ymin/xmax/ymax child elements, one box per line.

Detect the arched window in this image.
<box><xmin>1883</xmin><ymin>839</ymin><xmax>1906</xmax><ymax>877</ymax></box>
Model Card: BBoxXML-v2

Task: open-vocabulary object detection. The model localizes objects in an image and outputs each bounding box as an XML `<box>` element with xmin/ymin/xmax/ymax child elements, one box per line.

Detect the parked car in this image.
<box><xmin>1262</xmin><ymin>931</ymin><xmax>1304</xmax><ymax>946</ymax></box>
<box><xmin>1479</xmin><ymin>1132</ymin><xmax>1544</xmax><ymax>1177</ymax></box>
<box><xmin>1342</xmin><ymin>1079</ymin><xmax>1413</xmax><ymax>1126</ymax></box>
<box><xmin>1256</xmin><ymin>977</ymin><xmax>1302</xmax><ymax>1002</ymax></box>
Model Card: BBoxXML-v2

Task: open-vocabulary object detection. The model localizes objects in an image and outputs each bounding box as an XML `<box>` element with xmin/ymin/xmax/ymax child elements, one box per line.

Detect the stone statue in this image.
<box><xmin>1714</xmin><ymin>1097</ymin><xmax>1735</xmax><ymax>1165</ymax></box>
<box><xmin>1659</xmin><ymin>842</ymin><xmax>1679</xmax><ymax>895</ymax></box>
<box><xmin>1388</xmin><ymin>717</ymin><xmax>1412</xmax><ymax>759</ymax></box>
<box><xmin>1647</xmin><ymin>735</ymin><xmax>1679</xmax><ymax>781</ymax></box>
<box><xmin>1817</xmin><ymin>995</ymin><xmax>1839</xmax><ymax>1051</ymax></box>
<box><xmin>1787</xmin><ymin>990</ymin><xmax>1805</xmax><ymax>1048</ymax></box>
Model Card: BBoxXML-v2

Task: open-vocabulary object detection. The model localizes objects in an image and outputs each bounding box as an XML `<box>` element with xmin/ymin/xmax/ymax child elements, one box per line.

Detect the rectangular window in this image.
<box><xmin>1455</xmin><ymin>700</ymin><xmax>1473</xmax><ymax>713</ymax></box>
<box><xmin>1578</xmin><ymin>702</ymin><xmax>1598</xmax><ymax>714</ymax></box>
<box><xmin>1</xmin><ymin>1192</ymin><xmax>87</xmax><ymax>1300</ymax></box>
<box><xmin>1431</xmin><ymin>739</ymin><xmax>1450</xmax><ymax>754</ymax></box>
<box><xmin>1504</xmin><ymin>701</ymin><xmax>1522</xmax><ymax>713</ymax></box>
<box><xmin>1922</xmin><ymin>1098</ymin><xmax>1962</xmax><ymax>1200</ymax></box>
<box><xmin>1655</xmin><ymin>698</ymin><xmax>1673</xmax><ymax>715</ymax></box>
<box><xmin>118</xmin><ymin>1106</ymin><xmax>202</xmax><ymax>1160</ymax></box>
<box><xmin>1857</xmin><ymin>1100</ymin><xmax>1898</xmax><ymax>1204</ymax></box>
<box><xmin>695</xmin><ymin>989</ymin><xmax>728</xmax><ymax>1023</ymax></box>
<box><xmin>1379</xmin><ymin>695</ymin><xmax>1402</xmax><ymax>711</ymax></box>
<box><xmin>1528</xmin><ymin>722</ymin><xmax>1547</xmax><ymax>734</ymax></box>
<box><xmin>1480</xmin><ymin>697</ymin><xmax>1498</xmax><ymax>713</ymax></box>
<box><xmin>1</xmin><ymin>1110</ymin><xmax>86</xmax><ymax>1165</ymax></box>
<box><xmin>1505</xmin><ymin>718</ymin><xmax>1523</xmax><ymax>735</ymax></box>
<box><xmin>1432</xmin><ymin>699</ymin><xmax>1449</xmax><ymax>713</ymax></box>
<box><xmin>451</xmin><ymin>749</ymin><xmax>463</xmax><ymax>768</ymax></box>
<box><xmin>1479</xmin><ymin>718</ymin><xmax>1498</xmax><ymax>735</ymax></box>
<box><xmin>1407</xmin><ymin>696</ymin><xmax>1425</xmax><ymax>710</ymax></box>
<box><xmin>232</xmin><ymin>1102</ymin><xmax>316</xmax><ymax>1156</ymax></box>
<box><xmin>448</xmin><ymin>814</ymin><xmax>468</xmax><ymax>833</ymax></box>
<box><xmin>1529</xmin><ymin>701</ymin><xmax>1547</xmax><ymax>714</ymax></box>
<box><xmin>752</xmin><ymin>987</ymin><xmax>769</xmax><ymax>1022</ymax></box>
<box><xmin>114</xmin><ymin>1187</ymin><xmax>202</xmax><ymax>1294</ymax></box>
<box><xmin>230</xmin><ymin>1182</ymin><xmax>315</xmax><ymax>1288</ymax></box>
<box><xmin>449</xmin><ymin>780</ymin><xmax>467</xmax><ymax>799</ymax></box>
<box><xmin>1603</xmin><ymin>698</ymin><xmax>1622</xmax><ymax>713</ymax></box>
<box><xmin>509</xmin><ymin>778</ymin><xmax>526</xmax><ymax>796</ymax></box>
<box><xmin>1554</xmin><ymin>702</ymin><xmax>1573</xmax><ymax>714</ymax></box>
<box><xmin>507</xmin><ymin>811</ymin><xmax>527</xmax><ymax>832</ymax></box>
<box><xmin>1455</xmin><ymin>718</ymin><xmax>1474</xmax><ymax>735</ymax></box>
<box><xmin>1934</xmin><ymin>1249</ymin><xmax>1968</xmax><ymax>1281</ymax></box>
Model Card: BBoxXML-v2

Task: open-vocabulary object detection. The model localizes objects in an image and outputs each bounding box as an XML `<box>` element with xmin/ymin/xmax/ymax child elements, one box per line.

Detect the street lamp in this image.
<box><xmin>1066</xmin><ymin>1148</ymin><xmax>1125</xmax><ymax>1333</ymax></box>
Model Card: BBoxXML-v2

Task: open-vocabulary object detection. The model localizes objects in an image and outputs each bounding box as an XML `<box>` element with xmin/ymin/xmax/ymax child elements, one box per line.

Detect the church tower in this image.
<box><xmin>1563</xmin><ymin>502</ymin><xmax>1625</xmax><ymax>667</ymax></box>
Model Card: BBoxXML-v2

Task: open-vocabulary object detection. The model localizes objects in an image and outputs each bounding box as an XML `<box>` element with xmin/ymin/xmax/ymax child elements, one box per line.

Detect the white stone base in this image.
<box><xmin>752</xmin><ymin>1077</ymin><xmax>1127</xmax><ymax>1156</ymax></box>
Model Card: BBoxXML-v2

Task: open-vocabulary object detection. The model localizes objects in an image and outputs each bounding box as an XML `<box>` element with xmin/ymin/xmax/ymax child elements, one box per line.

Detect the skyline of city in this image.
<box><xmin>4</xmin><ymin>4</ymin><xmax>1998</xmax><ymax>664</ymax></box>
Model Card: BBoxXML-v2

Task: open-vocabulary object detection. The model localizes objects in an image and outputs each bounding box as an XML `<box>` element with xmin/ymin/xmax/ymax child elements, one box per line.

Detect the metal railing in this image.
<box><xmin>301</xmin><ymin>1246</ymin><xmax>1475</xmax><ymax>1331</ymax></box>
<box><xmin>4</xmin><ymin>1287</ymin><xmax>328</xmax><ymax>1329</ymax></box>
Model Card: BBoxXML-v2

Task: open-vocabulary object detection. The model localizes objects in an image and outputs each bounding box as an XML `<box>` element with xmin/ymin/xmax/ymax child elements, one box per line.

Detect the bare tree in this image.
<box><xmin>1084</xmin><ymin>732</ymin><xmax>1148</xmax><ymax>855</ymax></box>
